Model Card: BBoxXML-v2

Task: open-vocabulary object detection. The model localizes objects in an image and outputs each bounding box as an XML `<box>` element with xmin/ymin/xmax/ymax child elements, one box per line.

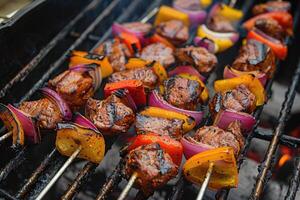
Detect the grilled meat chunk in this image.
<box><xmin>209</xmin><ymin>84</ymin><xmax>256</xmax><ymax>118</ymax></box>
<box><xmin>191</xmin><ymin>121</ymin><xmax>244</xmax><ymax>157</ymax></box>
<box><xmin>19</xmin><ymin>98</ymin><xmax>63</xmax><ymax>129</ymax></box>
<box><xmin>93</xmin><ymin>39</ymin><xmax>131</xmax><ymax>72</ymax></box>
<box><xmin>123</xmin><ymin>143</ymin><xmax>178</xmax><ymax>196</ymax></box>
<box><xmin>48</xmin><ymin>70</ymin><xmax>94</xmax><ymax>110</ymax></box>
<box><xmin>156</xmin><ymin>20</ymin><xmax>189</xmax><ymax>45</ymax></box>
<box><xmin>135</xmin><ymin>114</ymin><xmax>184</xmax><ymax>139</ymax></box>
<box><xmin>232</xmin><ymin>39</ymin><xmax>276</xmax><ymax>78</ymax></box>
<box><xmin>174</xmin><ymin>0</ymin><xmax>201</xmax><ymax>11</ymax></box>
<box><xmin>163</xmin><ymin>76</ymin><xmax>203</xmax><ymax>110</ymax></box>
<box><xmin>175</xmin><ymin>46</ymin><xmax>217</xmax><ymax>73</ymax></box>
<box><xmin>85</xmin><ymin>95</ymin><xmax>135</xmax><ymax>135</ymax></box>
<box><xmin>109</xmin><ymin>68</ymin><xmax>158</xmax><ymax>89</ymax></box>
<box><xmin>207</xmin><ymin>15</ymin><xmax>235</xmax><ymax>33</ymax></box>
<box><xmin>254</xmin><ymin>18</ymin><xmax>286</xmax><ymax>41</ymax></box>
<box><xmin>140</xmin><ymin>43</ymin><xmax>175</xmax><ymax>67</ymax></box>
<box><xmin>122</xmin><ymin>22</ymin><xmax>152</xmax><ymax>34</ymax></box>
<box><xmin>252</xmin><ymin>1</ymin><xmax>290</xmax><ymax>15</ymax></box>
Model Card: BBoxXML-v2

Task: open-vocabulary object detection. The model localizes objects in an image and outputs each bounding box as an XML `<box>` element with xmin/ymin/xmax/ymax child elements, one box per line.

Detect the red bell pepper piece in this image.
<box><xmin>243</xmin><ymin>11</ymin><xmax>293</xmax><ymax>35</ymax></box>
<box><xmin>127</xmin><ymin>133</ymin><xmax>183</xmax><ymax>166</ymax></box>
<box><xmin>247</xmin><ymin>30</ymin><xmax>287</xmax><ymax>60</ymax></box>
<box><xmin>146</xmin><ymin>33</ymin><xmax>175</xmax><ymax>49</ymax></box>
<box><xmin>116</xmin><ymin>32</ymin><xmax>141</xmax><ymax>55</ymax></box>
<box><xmin>104</xmin><ymin>80</ymin><xmax>146</xmax><ymax>107</ymax></box>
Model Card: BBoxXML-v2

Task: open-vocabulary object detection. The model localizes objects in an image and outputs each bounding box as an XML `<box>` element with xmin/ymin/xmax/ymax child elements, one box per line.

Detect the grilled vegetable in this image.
<box><xmin>127</xmin><ymin>133</ymin><xmax>183</xmax><ymax>166</ymax></box>
<box><xmin>104</xmin><ymin>80</ymin><xmax>146</xmax><ymax>107</ymax></box>
<box><xmin>117</xmin><ymin>32</ymin><xmax>141</xmax><ymax>55</ymax></box>
<box><xmin>155</xmin><ymin>6</ymin><xmax>189</xmax><ymax>26</ymax></box>
<box><xmin>140</xmin><ymin>107</ymin><xmax>196</xmax><ymax>132</ymax></box>
<box><xmin>210</xmin><ymin>3</ymin><xmax>243</xmax><ymax>21</ymax></box>
<box><xmin>214</xmin><ymin>74</ymin><xmax>266</xmax><ymax>106</ymax></box>
<box><xmin>56</xmin><ymin>122</ymin><xmax>105</xmax><ymax>163</ymax></box>
<box><xmin>69</xmin><ymin>51</ymin><xmax>113</xmax><ymax>77</ymax></box>
<box><xmin>183</xmin><ymin>147</ymin><xmax>238</xmax><ymax>189</ymax></box>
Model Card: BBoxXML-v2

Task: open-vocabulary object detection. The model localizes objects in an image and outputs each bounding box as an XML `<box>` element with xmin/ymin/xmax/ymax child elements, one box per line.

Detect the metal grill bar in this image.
<box><xmin>285</xmin><ymin>157</ymin><xmax>300</xmax><ymax>200</ymax></box>
<box><xmin>0</xmin><ymin>0</ymin><xmax>103</xmax><ymax>99</ymax></box>
<box><xmin>250</xmin><ymin>57</ymin><xmax>300</xmax><ymax>200</ymax></box>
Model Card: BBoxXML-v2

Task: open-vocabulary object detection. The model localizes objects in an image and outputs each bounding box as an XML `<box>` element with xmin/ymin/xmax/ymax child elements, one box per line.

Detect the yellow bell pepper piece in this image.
<box><xmin>178</xmin><ymin>73</ymin><xmax>209</xmax><ymax>103</ymax></box>
<box><xmin>125</xmin><ymin>58</ymin><xmax>168</xmax><ymax>83</ymax></box>
<box><xmin>56</xmin><ymin>123</ymin><xmax>105</xmax><ymax>164</ymax></box>
<box><xmin>140</xmin><ymin>107</ymin><xmax>196</xmax><ymax>132</ymax></box>
<box><xmin>217</xmin><ymin>4</ymin><xmax>243</xmax><ymax>21</ymax></box>
<box><xmin>183</xmin><ymin>147</ymin><xmax>238</xmax><ymax>190</ymax></box>
<box><xmin>214</xmin><ymin>74</ymin><xmax>266</xmax><ymax>106</ymax></box>
<box><xmin>69</xmin><ymin>51</ymin><xmax>113</xmax><ymax>78</ymax></box>
<box><xmin>155</xmin><ymin>6</ymin><xmax>189</xmax><ymax>26</ymax></box>
<box><xmin>197</xmin><ymin>25</ymin><xmax>234</xmax><ymax>52</ymax></box>
<box><xmin>200</xmin><ymin>0</ymin><xmax>212</xmax><ymax>8</ymax></box>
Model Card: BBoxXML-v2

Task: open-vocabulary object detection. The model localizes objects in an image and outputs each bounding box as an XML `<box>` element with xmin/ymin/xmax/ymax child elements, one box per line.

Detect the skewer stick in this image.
<box><xmin>117</xmin><ymin>172</ymin><xmax>138</xmax><ymax>200</ymax></box>
<box><xmin>36</xmin><ymin>146</ymin><xmax>82</xmax><ymax>200</ymax></box>
<box><xmin>196</xmin><ymin>162</ymin><xmax>214</xmax><ymax>200</ymax></box>
<box><xmin>141</xmin><ymin>7</ymin><xmax>159</xmax><ymax>23</ymax></box>
<box><xmin>0</xmin><ymin>131</ymin><xmax>12</xmax><ymax>144</ymax></box>
<box><xmin>228</xmin><ymin>0</ymin><xmax>237</xmax><ymax>8</ymax></box>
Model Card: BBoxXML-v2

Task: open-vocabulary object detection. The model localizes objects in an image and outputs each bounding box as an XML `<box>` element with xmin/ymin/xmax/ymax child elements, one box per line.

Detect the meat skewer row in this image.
<box><xmin>180</xmin><ymin>2</ymin><xmax>293</xmax><ymax>199</ymax></box>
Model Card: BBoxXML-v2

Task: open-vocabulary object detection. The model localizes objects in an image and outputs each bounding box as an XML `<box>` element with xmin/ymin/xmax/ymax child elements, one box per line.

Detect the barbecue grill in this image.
<box><xmin>0</xmin><ymin>0</ymin><xmax>300</xmax><ymax>199</ymax></box>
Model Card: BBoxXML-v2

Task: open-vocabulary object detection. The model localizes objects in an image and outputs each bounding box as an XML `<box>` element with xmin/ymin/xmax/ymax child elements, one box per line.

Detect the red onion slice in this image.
<box><xmin>173</xmin><ymin>1</ymin><xmax>207</xmax><ymax>26</ymax></box>
<box><xmin>69</xmin><ymin>64</ymin><xmax>102</xmax><ymax>91</ymax></box>
<box><xmin>213</xmin><ymin>109</ymin><xmax>256</xmax><ymax>133</ymax></box>
<box><xmin>112</xmin><ymin>89</ymin><xmax>137</xmax><ymax>112</ymax></box>
<box><xmin>74</xmin><ymin>113</ymin><xmax>98</xmax><ymax>132</ymax></box>
<box><xmin>112</xmin><ymin>23</ymin><xmax>148</xmax><ymax>43</ymax></box>
<box><xmin>148</xmin><ymin>90</ymin><xmax>203</xmax><ymax>125</ymax></box>
<box><xmin>194</xmin><ymin>36</ymin><xmax>218</xmax><ymax>53</ymax></box>
<box><xmin>223</xmin><ymin>66</ymin><xmax>267</xmax><ymax>86</ymax></box>
<box><xmin>201</xmin><ymin>24</ymin><xmax>239</xmax><ymax>42</ymax></box>
<box><xmin>40</xmin><ymin>87</ymin><xmax>72</xmax><ymax>121</ymax></box>
<box><xmin>168</xmin><ymin>65</ymin><xmax>206</xmax><ymax>82</ymax></box>
<box><xmin>7</xmin><ymin>104</ymin><xmax>41</xmax><ymax>144</ymax></box>
<box><xmin>181</xmin><ymin>136</ymin><xmax>213</xmax><ymax>159</ymax></box>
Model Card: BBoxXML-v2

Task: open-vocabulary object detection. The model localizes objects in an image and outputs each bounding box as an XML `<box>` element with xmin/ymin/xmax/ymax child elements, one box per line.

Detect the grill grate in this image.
<box><xmin>0</xmin><ymin>0</ymin><xmax>300</xmax><ymax>199</ymax></box>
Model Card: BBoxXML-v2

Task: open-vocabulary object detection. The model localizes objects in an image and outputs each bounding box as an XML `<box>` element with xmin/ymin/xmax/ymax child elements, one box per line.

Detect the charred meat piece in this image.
<box><xmin>207</xmin><ymin>15</ymin><xmax>235</xmax><ymax>33</ymax></box>
<box><xmin>19</xmin><ymin>98</ymin><xmax>63</xmax><ymax>129</ymax></box>
<box><xmin>156</xmin><ymin>20</ymin><xmax>189</xmax><ymax>45</ymax></box>
<box><xmin>140</xmin><ymin>43</ymin><xmax>175</xmax><ymax>67</ymax></box>
<box><xmin>175</xmin><ymin>46</ymin><xmax>217</xmax><ymax>73</ymax></box>
<box><xmin>109</xmin><ymin>68</ymin><xmax>158</xmax><ymax>89</ymax></box>
<box><xmin>48</xmin><ymin>70</ymin><xmax>94</xmax><ymax>110</ymax></box>
<box><xmin>191</xmin><ymin>121</ymin><xmax>244</xmax><ymax>157</ymax></box>
<box><xmin>85</xmin><ymin>95</ymin><xmax>135</xmax><ymax>135</ymax></box>
<box><xmin>122</xmin><ymin>22</ymin><xmax>152</xmax><ymax>34</ymax></box>
<box><xmin>174</xmin><ymin>0</ymin><xmax>201</xmax><ymax>11</ymax></box>
<box><xmin>93</xmin><ymin>39</ymin><xmax>131</xmax><ymax>72</ymax></box>
<box><xmin>209</xmin><ymin>84</ymin><xmax>256</xmax><ymax>118</ymax></box>
<box><xmin>252</xmin><ymin>1</ymin><xmax>291</xmax><ymax>15</ymax></box>
<box><xmin>163</xmin><ymin>76</ymin><xmax>203</xmax><ymax>110</ymax></box>
<box><xmin>135</xmin><ymin>114</ymin><xmax>184</xmax><ymax>139</ymax></box>
<box><xmin>123</xmin><ymin>143</ymin><xmax>178</xmax><ymax>196</ymax></box>
<box><xmin>232</xmin><ymin>39</ymin><xmax>276</xmax><ymax>78</ymax></box>
<box><xmin>254</xmin><ymin>18</ymin><xmax>286</xmax><ymax>41</ymax></box>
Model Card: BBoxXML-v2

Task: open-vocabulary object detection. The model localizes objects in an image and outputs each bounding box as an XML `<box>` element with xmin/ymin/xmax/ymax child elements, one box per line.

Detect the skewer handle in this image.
<box><xmin>0</xmin><ymin>131</ymin><xmax>12</xmax><ymax>144</ymax></box>
<box><xmin>36</xmin><ymin>146</ymin><xmax>82</xmax><ymax>200</ymax></box>
<box><xmin>196</xmin><ymin>162</ymin><xmax>214</xmax><ymax>200</ymax></box>
<box><xmin>117</xmin><ymin>172</ymin><xmax>138</xmax><ymax>200</ymax></box>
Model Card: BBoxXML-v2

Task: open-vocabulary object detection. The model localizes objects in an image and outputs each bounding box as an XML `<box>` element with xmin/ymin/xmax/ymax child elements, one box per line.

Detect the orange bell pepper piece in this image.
<box><xmin>104</xmin><ymin>80</ymin><xmax>146</xmax><ymax>106</ymax></box>
<box><xmin>183</xmin><ymin>147</ymin><xmax>238</xmax><ymax>190</ymax></box>
<box><xmin>177</xmin><ymin>73</ymin><xmax>209</xmax><ymax>103</ymax></box>
<box><xmin>125</xmin><ymin>58</ymin><xmax>168</xmax><ymax>83</ymax></box>
<box><xmin>147</xmin><ymin>33</ymin><xmax>175</xmax><ymax>50</ymax></box>
<box><xmin>128</xmin><ymin>133</ymin><xmax>183</xmax><ymax>166</ymax></box>
<box><xmin>155</xmin><ymin>6</ymin><xmax>189</xmax><ymax>26</ymax></box>
<box><xmin>247</xmin><ymin>30</ymin><xmax>287</xmax><ymax>60</ymax></box>
<box><xmin>214</xmin><ymin>74</ymin><xmax>266</xmax><ymax>106</ymax></box>
<box><xmin>140</xmin><ymin>107</ymin><xmax>196</xmax><ymax>132</ymax></box>
<box><xmin>69</xmin><ymin>51</ymin><xmax>113</xmax><ymax>77</ymax></box>
<box><xmin>117</xmin><ymin>32</ymin><xmax>141</xmax><ymax>55</ymax></box>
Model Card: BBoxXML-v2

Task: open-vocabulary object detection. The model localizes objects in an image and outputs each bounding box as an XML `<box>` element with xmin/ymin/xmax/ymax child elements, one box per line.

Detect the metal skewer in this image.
<box><xmin>117</xmin><ymin>172</ymin><xmax>138</xmax><ymax>200</ymax></box>
<box><xmin>0</xmin><ymin>130</ymin><xmax>12</xmax><ymax>144</ymax></box>
<box><xmin>36</xmin><ymin>146</ymin><xmax>82</xmax><ymax>200</ymax></box>
<box><xmin>196</xmin><ymin>162</ymin><xmax>214</xmax><ymax>200</ymax></box>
